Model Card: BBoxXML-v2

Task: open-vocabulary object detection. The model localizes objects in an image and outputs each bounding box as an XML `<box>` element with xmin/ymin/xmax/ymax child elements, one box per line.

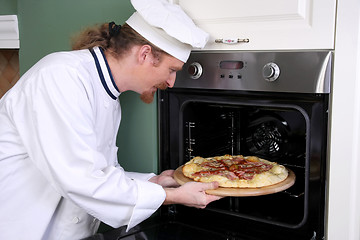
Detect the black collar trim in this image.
<box><xmin>89</xmin><ymin>47</ymin><xmax>120</xmax><ymax>100</ymax></box>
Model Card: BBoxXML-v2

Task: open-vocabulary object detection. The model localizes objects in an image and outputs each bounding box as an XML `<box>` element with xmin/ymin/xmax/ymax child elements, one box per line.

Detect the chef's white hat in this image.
<box><xmin>126</xmin><ymin>0</ymin><xmax>209</xmax><ymax>62</ymax></box>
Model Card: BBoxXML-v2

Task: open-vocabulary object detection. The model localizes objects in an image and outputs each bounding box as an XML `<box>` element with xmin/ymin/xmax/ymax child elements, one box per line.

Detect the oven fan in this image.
<box><xmin>246</xmin><ymin>117</ymin><xmax>289</xmax><ymax>156</ymax></box>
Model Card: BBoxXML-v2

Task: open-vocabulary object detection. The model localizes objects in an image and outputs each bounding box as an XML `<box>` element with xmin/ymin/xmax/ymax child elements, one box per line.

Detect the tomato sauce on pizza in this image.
<box><xmin>182</xmin><ymin>155</ymin><xmax>288</xmax><ymax>188</ymax></box>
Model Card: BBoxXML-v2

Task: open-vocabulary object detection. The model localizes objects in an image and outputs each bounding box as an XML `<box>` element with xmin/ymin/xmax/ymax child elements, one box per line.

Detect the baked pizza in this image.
<box><xmin>182</xmin><ymin>155</ymin><xmax>288</xmax><ymax>188</ymax></box>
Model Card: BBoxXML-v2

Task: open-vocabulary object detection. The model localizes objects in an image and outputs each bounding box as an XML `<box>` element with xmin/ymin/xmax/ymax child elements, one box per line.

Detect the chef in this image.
<box><xmin>0</xmin><ymin>0</ymin><xmax>221</xmax><ymax>239</ymax></box>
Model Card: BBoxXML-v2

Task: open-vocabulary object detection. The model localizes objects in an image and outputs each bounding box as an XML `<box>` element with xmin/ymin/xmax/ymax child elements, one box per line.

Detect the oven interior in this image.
<box><xmin>181</xmin><ymin>101</ymin><xmax>306</xmax><ymax>225</ymax></box>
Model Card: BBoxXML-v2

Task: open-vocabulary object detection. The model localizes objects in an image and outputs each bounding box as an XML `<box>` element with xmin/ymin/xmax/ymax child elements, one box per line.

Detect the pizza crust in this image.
<box><xmin>182</xmin><ymin>155</ymin><xmax>288</xmax><ymax>188</ymax></box>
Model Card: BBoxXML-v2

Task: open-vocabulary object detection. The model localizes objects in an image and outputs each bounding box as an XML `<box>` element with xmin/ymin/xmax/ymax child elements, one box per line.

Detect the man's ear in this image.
<box><xmin>138</xmin><ymin>45</ymin><xmax>152</xmax><ymax>64</ymax></box>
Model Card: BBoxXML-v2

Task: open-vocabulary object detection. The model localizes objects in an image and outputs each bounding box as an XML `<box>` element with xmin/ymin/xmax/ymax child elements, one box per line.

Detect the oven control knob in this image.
<box><xmin>188</xmin><ymin>62</ymin><xmax>203</xmax><ymax>79</ymax></box>
<box><xmin>262</xmin><ymin>62</ymin><xmax>280</xmax><ymax>81</ymax></box>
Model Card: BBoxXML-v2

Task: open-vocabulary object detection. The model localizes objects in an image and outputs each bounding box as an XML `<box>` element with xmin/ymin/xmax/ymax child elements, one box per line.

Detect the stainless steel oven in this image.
<box><xmin>93</xmin><ymin>50</ymin><xmax>332</xmax><ymax>240</ymax></box>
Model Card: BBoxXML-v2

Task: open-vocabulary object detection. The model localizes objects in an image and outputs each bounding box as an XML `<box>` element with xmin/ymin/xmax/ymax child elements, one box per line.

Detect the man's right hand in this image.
<box><xmin>163</xmin><ymin>181</ymin><xmax>222</xmax><ymax>208</ymax></box>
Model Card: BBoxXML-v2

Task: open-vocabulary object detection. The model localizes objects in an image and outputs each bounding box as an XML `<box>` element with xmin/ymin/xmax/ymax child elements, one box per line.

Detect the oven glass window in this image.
<box><xmin>182</xmin><ymin>102</ymin><xmax>306</xmax><ymax>166</ymax></box>
<box><xmin>180</xmin><ymin>101</ymin><xmax>307</xmax><ymax>226</ymax></box>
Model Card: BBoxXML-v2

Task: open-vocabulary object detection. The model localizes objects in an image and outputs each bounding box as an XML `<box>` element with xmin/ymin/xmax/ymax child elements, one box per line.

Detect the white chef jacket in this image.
<box><xmin>0</xmin><ymin>47</ymin><xmax>166</xmax><ymax>240</ymax></box>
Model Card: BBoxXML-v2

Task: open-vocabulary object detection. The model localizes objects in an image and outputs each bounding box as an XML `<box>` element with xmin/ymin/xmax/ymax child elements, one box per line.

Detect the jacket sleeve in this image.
<box><xmin>12</xmin><ymin>56</ymin><xmax>166</xmax><ymax>229</ymax></box>
<box><xmin>125</xmin><ymin>172</ymin><xmax>156</xmax><ymax>181</ymax></box>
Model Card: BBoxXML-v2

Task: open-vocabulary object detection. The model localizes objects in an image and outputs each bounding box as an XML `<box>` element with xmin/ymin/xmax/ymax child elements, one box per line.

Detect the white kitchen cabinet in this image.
<box><xmin>173</xmin><ymin>0</ymin><xmax>337</xmax><ymax>50</ymax></box>
<box><xmin>0</xmin><ymin>15</ymin><xmax>19</xmax><ymax>49</ymax></box>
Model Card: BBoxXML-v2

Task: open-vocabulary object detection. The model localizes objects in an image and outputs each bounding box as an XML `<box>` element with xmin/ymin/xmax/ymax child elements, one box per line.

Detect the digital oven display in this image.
<box><xmin>220</xmin><ymin>61</ymin><xmax>244</xmax><ymax>69</ymax></box>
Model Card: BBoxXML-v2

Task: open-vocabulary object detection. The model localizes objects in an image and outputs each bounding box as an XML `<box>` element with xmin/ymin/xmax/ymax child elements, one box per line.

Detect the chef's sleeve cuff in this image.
<box><xmin>126</xmin><ymin>178</ymin><xmax>166</xmax><ymax>231</ymax></box>
<box><xmin>125</xmin><ymin>171</ymin><xmax>156</xmax><ymax>181</ymax></box>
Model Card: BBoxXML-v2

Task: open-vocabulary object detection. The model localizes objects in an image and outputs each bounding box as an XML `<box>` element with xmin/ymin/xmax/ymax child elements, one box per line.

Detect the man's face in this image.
<box><xmin>140</xmin><ymin>53</ymin><xmax>184</xmax><ymax>104</ymax></box>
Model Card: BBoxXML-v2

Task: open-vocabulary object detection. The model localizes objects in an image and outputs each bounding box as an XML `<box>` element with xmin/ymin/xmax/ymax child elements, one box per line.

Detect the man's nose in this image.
<box><xmin>166</xmin><ymin>74</ymin><xmax>176</xmax><ymax>88</ymax></box>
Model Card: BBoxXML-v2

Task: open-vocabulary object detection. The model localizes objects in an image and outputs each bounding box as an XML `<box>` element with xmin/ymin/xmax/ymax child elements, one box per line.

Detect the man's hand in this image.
<box><xmin>149</xmin><ymin>169</ymin><xmax>180</xmax><ymax>188</ymax></box>
<box><xmin>163</xmin><ymin>181</ymin><xmax>222</xmax><ymax>209</ymax></box>
<box><xmin>149</xmin><ymin>169</ymin><xmax>222</xmax><ymax>208</ymax></box>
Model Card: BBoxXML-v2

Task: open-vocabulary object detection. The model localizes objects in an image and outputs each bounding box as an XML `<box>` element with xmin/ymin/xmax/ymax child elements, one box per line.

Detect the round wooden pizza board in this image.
<box><xmin>174</xmin><ymin>166</ymin><xmax>296</xmax><ymax>197</ymax></box>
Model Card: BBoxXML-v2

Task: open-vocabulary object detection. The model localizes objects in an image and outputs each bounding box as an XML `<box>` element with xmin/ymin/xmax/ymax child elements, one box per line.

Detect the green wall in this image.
<box><xmin>17</xmin><ymin>0</ymin><xmax>133</xmax><ymax>72</ymax></box>
<box><xmin>0</xmin><ymin>0</ymin><xmax>17</xmax><ymax>14</ymax></box>
<box><xmin>14</xmin><ymin>0</ymin><xmax>159</xmax><ymax>173</ymax></box>
<box><xmin>117</xmin><ymin>92</ymin><xmax>159</xmax><ymax>173</ymax></box>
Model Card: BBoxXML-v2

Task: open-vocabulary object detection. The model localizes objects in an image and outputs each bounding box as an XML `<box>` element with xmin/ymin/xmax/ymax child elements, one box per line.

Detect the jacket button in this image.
<box><xmin>72</xmin><ymin>217</ymin><xmax>80</xmax><ymax>224</ymax></box>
